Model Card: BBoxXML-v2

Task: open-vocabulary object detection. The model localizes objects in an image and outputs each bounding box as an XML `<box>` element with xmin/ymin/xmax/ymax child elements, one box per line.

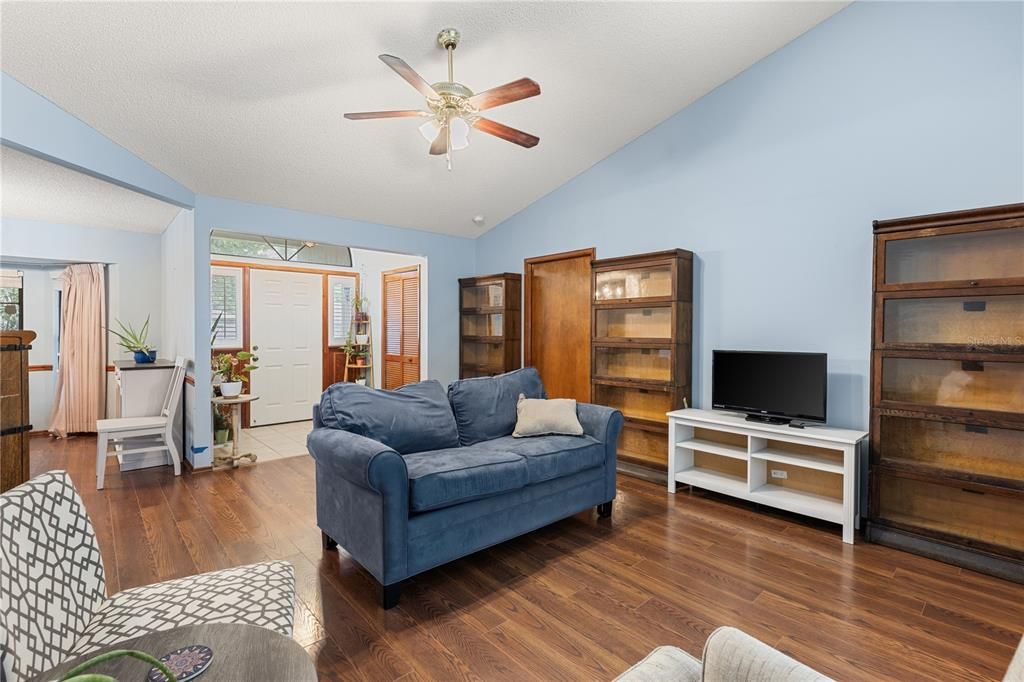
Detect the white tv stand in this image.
<box><xmin>666</xmin><ymin>409</ymin><xmax>867</xmax><ymax>543</ymax></box>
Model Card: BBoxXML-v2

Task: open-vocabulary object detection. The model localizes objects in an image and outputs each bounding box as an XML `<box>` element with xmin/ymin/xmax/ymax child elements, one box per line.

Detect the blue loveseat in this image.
<box><xmin>307</xmin><ymin>368</ymin><xmax>623</xmax><ymax>608</ymax></box>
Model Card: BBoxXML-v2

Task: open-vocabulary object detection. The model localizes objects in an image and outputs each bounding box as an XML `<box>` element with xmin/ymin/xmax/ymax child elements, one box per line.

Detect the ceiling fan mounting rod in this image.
<box><xmin>437</xmin><ymin>27</ymin><xmax>459</xmax><ymax>82</ymax></box>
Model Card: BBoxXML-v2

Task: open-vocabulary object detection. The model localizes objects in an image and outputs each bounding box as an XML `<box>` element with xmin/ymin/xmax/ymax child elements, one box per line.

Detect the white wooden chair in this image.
<box><xmin>95</xmin><ymin>356</ymin><xmax>186</xmax><ymax>489</ymax></box>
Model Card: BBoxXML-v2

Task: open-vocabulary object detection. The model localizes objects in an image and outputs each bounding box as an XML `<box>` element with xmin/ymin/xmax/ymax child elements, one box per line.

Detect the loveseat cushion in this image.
<box><xmin>447</xmin><ymin>368</ymin><xmax>546</xmax><ymax>446</ymax></box>
<box><xmin>319</xmin><ymin>379</ymin><xmax>459</xmax><ymax>454</ymax></box>
<box><xmin>403</xmin><ymin>447</ymin><xmax>529</xmax><ymax>512</ymax></box>
<box><xmin>73</xmin><ymin>561</ymin><xmax>295</xmax><ymax>657</ymax></box>
<box><xmin>474</xmin><ymin>434</ymin><xmax>604</xmax><ymax>484</ymax></box>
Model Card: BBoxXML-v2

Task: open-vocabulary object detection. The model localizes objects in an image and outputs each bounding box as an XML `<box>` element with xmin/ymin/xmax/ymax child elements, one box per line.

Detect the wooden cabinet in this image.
<box><xmin>591</xmin><ymin>250</ymin><xmax>693</xmax><ymax>471</ymax></box>
<box><xmin>868</xmin><ymin>203</ymin><xmax>1024</xmax><ymax>582</ymax></box>
<box><xmin>459</xmin><ymin>274</ymin><xmax>521</xmax><ymax>378</ymax></box>
<box><xmin>1</xmin><ymin>330</ymin><xmax>35</xmax><ymax>492</ymax></box>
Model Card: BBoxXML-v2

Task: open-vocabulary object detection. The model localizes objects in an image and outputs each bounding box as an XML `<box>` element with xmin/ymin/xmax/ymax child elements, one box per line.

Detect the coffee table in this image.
<box><xmin>38</xmin><ymin>623</ymin><xmax>315</xmax><ymax>681</ymax></box>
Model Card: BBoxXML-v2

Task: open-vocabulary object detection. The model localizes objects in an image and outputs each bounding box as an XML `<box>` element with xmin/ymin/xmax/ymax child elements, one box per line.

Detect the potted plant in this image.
<box><xmin>213</xmin><ymin>406</ymin><xmax>231</xmax><ymax>444</ymax></box>
<box><xmin>212</xmin><ymin>351</ymin><xmax>256</xmax><ymax>397</ymax></box>
<box><xmin>108</xmin><ymin>316</ymin><xmax>156</xmax><ymax>363</ymax></box>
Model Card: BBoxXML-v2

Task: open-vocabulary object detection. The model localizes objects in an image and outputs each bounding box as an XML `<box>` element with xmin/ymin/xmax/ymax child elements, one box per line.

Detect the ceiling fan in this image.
<box><xmin>344</xmin><ymin>28</ymin><xmax>541</xmax><ymax>171</ymax></box>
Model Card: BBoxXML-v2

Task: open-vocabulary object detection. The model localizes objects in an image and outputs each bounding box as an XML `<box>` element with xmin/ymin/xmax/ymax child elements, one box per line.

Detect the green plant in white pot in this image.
<box><xmin>212</xmin><ymin>351</ymin><xmax>256</xmax><ymax>397</ymax></box>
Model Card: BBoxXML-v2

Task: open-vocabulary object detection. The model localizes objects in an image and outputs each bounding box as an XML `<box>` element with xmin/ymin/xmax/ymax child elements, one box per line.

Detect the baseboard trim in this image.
<box><xmin>616</xmin><ymin>461</ymin><xmax>667</xmax><ymax>485</ymax></box>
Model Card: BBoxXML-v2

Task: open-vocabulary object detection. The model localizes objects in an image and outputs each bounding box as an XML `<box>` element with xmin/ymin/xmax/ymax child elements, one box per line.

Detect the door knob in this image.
<box><xmin>252</xmin><ymin>345</ymin><xmax>259</xmax><ymax>351</ymax></box>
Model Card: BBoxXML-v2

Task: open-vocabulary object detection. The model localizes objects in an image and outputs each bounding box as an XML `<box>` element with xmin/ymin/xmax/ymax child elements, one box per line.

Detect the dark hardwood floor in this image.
<box><xmin>32</xmin><ymin>435</ymin><xmax>1023</xmax><ymax>681</ymax></box>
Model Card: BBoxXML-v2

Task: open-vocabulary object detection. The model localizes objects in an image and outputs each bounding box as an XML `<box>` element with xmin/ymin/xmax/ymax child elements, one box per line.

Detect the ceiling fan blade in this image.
<box><xmin>472</xmin><ymin>118</ymin><xmax>539</xmax><ymax>148</ymax></box>
<box><xmin>468</xmin><ymin>78</ymin><xmax>541</xmax><ymax>111</ymax></box>
<box><xmin>429</xmin><ymin>125</ymin><xmax>449</xmax><ymax>155</ymax></box>
<box><xmin>344</xmin><ymin>110</ymin><xmax>427</xmax><ymax>120</ymax></box>
<box><xmin>379</xmin><ymin>54</ymin><xmax>438</xmax><ymax>99</ymax></box>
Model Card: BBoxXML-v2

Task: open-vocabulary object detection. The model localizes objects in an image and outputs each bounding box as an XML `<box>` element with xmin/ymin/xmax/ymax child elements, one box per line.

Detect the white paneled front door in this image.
<box><xmin>249</xmin><ymin>269</ymin><xmax>323</xmax><ymax>426</ymax></box>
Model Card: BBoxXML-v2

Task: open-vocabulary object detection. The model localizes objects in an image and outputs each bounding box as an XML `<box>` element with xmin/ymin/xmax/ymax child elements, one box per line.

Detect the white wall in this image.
<box><xmin>351</xmin><ymin>248</ymin><xmax>428</xmax><ymax>388</ymax></box>
<box><xmin>18</xmin><ymin>266</ymin><xmax>61</xmax><ymax>428</ymax></box>
<box><xmin>161</xmin><ymin>209</ymin><xmax>197</xmax><ymax>462</ymax></box>
<box><xmin>1</xmin><ymin>218</ymin><xmax>166</xmax><ymax>431</ymax></box>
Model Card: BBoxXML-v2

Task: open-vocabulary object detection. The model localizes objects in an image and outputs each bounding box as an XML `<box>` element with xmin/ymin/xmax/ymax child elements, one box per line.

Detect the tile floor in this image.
<box><xmin>230</xmin><ymin>419</ymin><xmax>313</xmax><ymax>463</ymax></box>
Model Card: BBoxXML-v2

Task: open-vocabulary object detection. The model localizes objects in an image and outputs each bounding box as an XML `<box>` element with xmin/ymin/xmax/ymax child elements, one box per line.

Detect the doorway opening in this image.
<box><xmin>209</xmin><ymin>231</ymin><xmax>427</xmax><ymax>455</ymax></box>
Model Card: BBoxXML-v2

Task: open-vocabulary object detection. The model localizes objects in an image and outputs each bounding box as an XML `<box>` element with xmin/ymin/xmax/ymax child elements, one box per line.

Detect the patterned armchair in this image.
<box><xmin>0</xmin><ymin>471</ymin><xmax>295</xmax><ymax>681</ymax></box>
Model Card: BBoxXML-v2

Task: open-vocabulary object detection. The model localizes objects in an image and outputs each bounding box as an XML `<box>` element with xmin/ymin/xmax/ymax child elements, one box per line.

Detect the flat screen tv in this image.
<box><xmin>712</xmin><ymin>350</ymin><xmax>827</xmax><ymax>425</ymax></box>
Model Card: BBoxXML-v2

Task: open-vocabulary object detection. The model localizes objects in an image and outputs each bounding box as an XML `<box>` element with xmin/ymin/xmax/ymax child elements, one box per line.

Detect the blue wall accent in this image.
<box><xmin>1</xmin><ymin>73</ymin><xmax>196</xmax><ymax>208</ymax></box>
<box><xmin>189</xmin><ymin>195</ymin><xmax>477</xmax><ymax>454</ymax></box>
<box><xmin>475</xmin><ymin>1</ymin><xmax>1024</xmax><ymax>429</ymax></box>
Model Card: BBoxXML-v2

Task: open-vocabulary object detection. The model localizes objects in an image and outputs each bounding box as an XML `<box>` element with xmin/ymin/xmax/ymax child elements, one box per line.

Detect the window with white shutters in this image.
<box><xmin>328</xmin><ymin>275</ymin><xmax>357</xmax><ymax>345</ymax></box>
<box><xmin>211</xmin><ymin>266</ymin><xmax>243</xmax><ymax>348</ymax></box>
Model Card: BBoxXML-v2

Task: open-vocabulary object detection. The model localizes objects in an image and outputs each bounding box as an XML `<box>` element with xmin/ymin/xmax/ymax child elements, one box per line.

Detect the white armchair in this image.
<box><xmin>616</xmin><ymin>627</ymin><xmax>831</xmax><ymax>682</ymax></box>
<box><xmin>0</xmin><ymin>471</ymin><xmax>295</xmax><ymax>682</ymax></box>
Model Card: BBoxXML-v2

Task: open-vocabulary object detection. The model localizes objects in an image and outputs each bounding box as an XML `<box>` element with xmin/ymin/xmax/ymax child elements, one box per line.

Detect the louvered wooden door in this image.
<box><xmin>382</xmin><ymin>267</ymin><xmax>421</xmax><ymax>390</ymax></box>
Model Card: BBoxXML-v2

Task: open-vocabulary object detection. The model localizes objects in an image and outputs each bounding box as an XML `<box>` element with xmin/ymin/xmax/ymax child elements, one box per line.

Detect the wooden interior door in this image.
<box><xmin>382</xmin><ymin>266</ymin><xmax>420</xmax><ymax>390</ymax></box>
<box><xmin>524</xmin><ymin>248</ymin><xmax>595</xmax><ymax>401</ymax></box>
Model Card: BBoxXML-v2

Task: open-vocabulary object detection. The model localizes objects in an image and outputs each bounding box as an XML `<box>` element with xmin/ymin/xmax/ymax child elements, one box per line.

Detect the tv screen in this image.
<box><xmin>712</xmin><ymin>351</ymin><xmax>827</xmax><ymax>423</ymax></box>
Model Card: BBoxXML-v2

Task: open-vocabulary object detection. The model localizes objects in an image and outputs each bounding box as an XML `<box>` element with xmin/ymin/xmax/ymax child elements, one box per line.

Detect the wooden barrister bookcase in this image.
<box><xmin>591</xmin><ymin>250</ymin><xmax>693</xmax><ymax>471</ymax></box>
<box><xmin>1</xmin><ymin>330</ymin><xmax>36</xmax><ymax>493</ymax></box>
<box><xmin>868</xmin><ymin>203</ymin><xmax>1024</xmax><ymax>582</ymax></box>
<box><xmin>459</xmin><ymin>273</ymin><xmax>522</xmax><ymax>378</ymax></box>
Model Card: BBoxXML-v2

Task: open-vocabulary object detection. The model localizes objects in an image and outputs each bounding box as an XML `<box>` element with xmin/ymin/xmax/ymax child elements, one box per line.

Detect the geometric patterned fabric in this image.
<box><xmin>73</xmin><ymin>561</ymin><xmax>295</xmax><ymax>656</ymax></box>
<box><xmin>0</xmin><ymin>471</ymin><xmax>295</xmax><ymax>682</ymax></box>
<box><xmin>1</xmin><ymin>471</ymin><xmax>107</xmax><ymax>681</ymax></box>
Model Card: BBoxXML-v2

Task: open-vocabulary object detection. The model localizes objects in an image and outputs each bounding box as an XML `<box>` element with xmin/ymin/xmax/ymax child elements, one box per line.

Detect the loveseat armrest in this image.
<box><xmin>307</xmin><ymin>427</ymin><xmax>408</xmax><ymax>493</ymax></box>
<box><xmin>577</xmin><ymin>402</ymin><xmax>624</xmax><ymax>447</ymax></box>
<box><xmin>577</xmin><ymin>402</ymin><xmax>623</xmax><ymax>504</ymax></box>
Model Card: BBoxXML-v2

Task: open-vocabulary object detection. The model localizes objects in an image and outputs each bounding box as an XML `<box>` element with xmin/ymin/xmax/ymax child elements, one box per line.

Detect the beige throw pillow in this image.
<box><xmin>513</xmin><ymin>393</ymin><xmax>584</xmax><ymax>438</ymax></box>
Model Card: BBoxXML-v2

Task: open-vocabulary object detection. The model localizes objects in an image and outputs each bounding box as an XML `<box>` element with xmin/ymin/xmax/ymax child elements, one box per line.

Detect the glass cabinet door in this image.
<box><xmin>462</xmin><ymin>313</ymin><xmax>503</xmax><ymax>337</ymax></box>
<box><xmin>876</xmin><ymin>475</ymin><xmax>1024</xmax><ymax>552</ymax></box>
<box><xmin>594</xmin><ymin>347</ymin><xmax>672</xmax><ymax>382</ymax></box>
<box><xmin>593</xmin><ymin>384</ymin><xmax>672</xmax><ymax>422</ymax></box>
<box><xmin>595</xmin><ymin>306</ymin><xmax>672</xmax><ymax>340</ymax></box>
<box><xmin>882</xmin><ymin>227</ymin><xmax>1024</xmax><ymax>287</ymax></box>
<box><xmin>595</xmin><ymin>264</ymin><xmax>673</xmax><ymax>301</ymax></box>
<box><xmin>462</xmin><ymin>283</ymin><xmax>505</xmax><ymax>309</ymax></box>
<box><xmin>882</xmin><ymin>294</ymin><xmax>1024</xmax><ymax>348</ymax></box>
<box><xmin>880</xmin><ymin>357</ymin><xmax>1024</xmax><ymax>414</ymax></box>
<box><xmin>462</xmin><ymin>340</ymin><xmax>504</xmax><ymax>370</ymax></box>
<box><xmin>876</xmin><ymin>414</ymin><xmax>1024</xmax><ymax>483</ymax></box>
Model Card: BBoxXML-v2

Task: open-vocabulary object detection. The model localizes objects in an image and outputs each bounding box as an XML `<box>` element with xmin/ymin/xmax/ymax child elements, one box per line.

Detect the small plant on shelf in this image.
<box><xmin>107</xmin><ymin>316</ymin><xmax>156</xmax><ymax>363</ymax></box>
<box><xmin>353</xmin><ymin>296</ymin><xmax>370</xmax><ymax>323</ymax></box>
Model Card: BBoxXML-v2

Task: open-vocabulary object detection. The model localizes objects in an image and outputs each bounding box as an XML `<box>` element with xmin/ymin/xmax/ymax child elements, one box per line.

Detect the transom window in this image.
<box><xmin>211</xmin><ymin>230</ymin><xmax>352</xmax><ymax>267</ymax></box>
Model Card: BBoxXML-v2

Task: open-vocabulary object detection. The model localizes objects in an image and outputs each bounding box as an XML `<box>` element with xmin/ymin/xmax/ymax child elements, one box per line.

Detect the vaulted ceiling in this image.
<box><xmin>0</xmin><ymin>1</ymin><xmax>846</xmax><ymax>237</ymax></box>
<box><xmin>0</xmin><ymin>146</ymin><xmax>183</xmax><ymax>233</ymax></box>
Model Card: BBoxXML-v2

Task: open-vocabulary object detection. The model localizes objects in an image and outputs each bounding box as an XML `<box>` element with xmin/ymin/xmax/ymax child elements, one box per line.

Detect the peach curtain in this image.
<box><xmin>49</xmin><ymin>264</ymin><xmax>106</xmax><ymax>437</ymax></box>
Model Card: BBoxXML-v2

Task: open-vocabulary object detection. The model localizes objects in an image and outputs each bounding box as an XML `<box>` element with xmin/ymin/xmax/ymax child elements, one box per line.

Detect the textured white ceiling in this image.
<box><xmin>0</xmin><ymin>1</ymin><xmax>846</xmax><ymax>237</ymax></box>
<box><xmin>0</xmin><ymin>146</ymin><xmax>182</xmax><ymax>233</ymax></box>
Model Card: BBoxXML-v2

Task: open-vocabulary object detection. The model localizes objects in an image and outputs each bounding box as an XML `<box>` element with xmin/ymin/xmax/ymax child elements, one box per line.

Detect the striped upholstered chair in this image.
<box><xmin>0</xmin><ymin>470</ymin><xmax>295</xmax><ymax>681</ymax></box>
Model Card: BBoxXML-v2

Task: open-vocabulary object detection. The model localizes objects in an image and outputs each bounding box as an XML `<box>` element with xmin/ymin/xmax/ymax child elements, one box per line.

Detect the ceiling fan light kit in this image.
<box><xmin>344</xmin><ymin>28</ymin><xmax>541</xmax><ymax>171</ymax></box>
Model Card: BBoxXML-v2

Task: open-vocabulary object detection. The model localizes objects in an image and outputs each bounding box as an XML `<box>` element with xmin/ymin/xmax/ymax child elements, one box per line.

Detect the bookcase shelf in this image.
<box><xmin>868</xmin><ymin>202</ymin><xmax>1024</xmax><ymax>582</ymax></box>
<box><xmin>590</xmin><ymin>250</ymin><xmax>693</xmax><ymax>473</ymax></box>
<box><xmin>459</xmin><ymin>274</ymin><xmax>521</xmax><ymax>379</ymax></box>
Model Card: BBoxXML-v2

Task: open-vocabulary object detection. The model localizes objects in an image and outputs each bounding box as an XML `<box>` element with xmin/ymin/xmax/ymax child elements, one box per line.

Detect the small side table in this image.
<box><xmin>39</xmin><ymin>623</ymin><xmax>316</xmax><ymax>681</ymax></box>
<box><xmin>211</xmin><ymin>394</ymin><xmax>259</xmax><ymax>468</ymax></box>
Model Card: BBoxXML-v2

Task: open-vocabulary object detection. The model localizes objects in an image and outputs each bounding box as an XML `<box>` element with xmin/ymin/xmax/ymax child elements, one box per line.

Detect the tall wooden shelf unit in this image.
<box><xmin>459</xmin><ymin>273</ymin><xmax>521</xmax><ymax>379</ymax></box>
<box><xmin>868</xmin><ymin>203</ymin><xmax>1024</xmax><ymax>582</ymax></box>
<box><xmin>591</xmin><ymin>250</ymin><xmax>693</xmax><ymax>471</ymax></box>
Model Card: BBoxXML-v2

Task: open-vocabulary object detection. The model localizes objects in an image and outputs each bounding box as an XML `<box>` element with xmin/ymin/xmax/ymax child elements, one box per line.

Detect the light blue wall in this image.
<box><xmin>475</xmin><ymin>1</ymin><xmax>1024</xmax><ymax>429</ymax></box>
<box><xmin>1</xmin><ymin>73</ymin><xmax>195</xmax><ymax>208</ymax></box>
<box><xmin>189</xmin><ymin>196</ymin><xmax>477</xmax><ymax>460</ymax></box>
